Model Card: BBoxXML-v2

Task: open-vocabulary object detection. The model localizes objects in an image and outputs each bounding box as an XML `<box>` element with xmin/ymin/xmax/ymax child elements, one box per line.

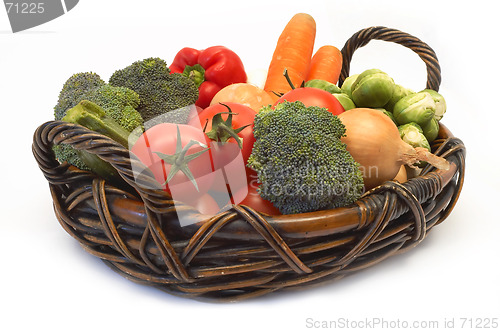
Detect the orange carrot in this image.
<box><xmin>264</xmin><ymin>13</ymin><xmax>316</xmax><ymax>101</ymax></box>
<box><xmin>306</xmin><ymin>45</ymin><xmax>343</xmax><ymax>84</ymax></box>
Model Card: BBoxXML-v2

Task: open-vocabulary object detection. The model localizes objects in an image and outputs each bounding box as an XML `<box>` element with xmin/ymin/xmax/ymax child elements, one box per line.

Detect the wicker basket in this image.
<box><xmin>33</xmin><ymin>26</ymin><xmax>465</xmax><ymax>302</ymax></box>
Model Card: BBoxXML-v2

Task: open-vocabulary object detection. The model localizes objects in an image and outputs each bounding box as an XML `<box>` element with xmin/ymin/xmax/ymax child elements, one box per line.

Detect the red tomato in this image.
<box><xmin>131</xmin><ymin>123</ymin><xmax>214</xmax><ymax>202</ymax></box>
<box><xmin>206</xmin><ymin>140</ymin><xmax>250</xmax><ymax>194</ymax></box>
<box><xmin>274</xmin><ymin>87</ymin><xmax>345</xmax><ymax>115</ymax></box>
<box><xmin>236</xmin><ymin>169</ymin><xmax>281</xmax><ymax>215</ymax></box>
<box><xmin>189</xmin><ymin>193</ymin><xmax>224</xmax><ymax>215</ymax></box>
<box><xmin>189</xmin><ymin>102</ymin><xmax>257</xmax><ymax>163</ymax></box>
<box><xmin>238</xmin><ymin>184</ymin><xmax>281</xmax><ymax>216</ymax></box>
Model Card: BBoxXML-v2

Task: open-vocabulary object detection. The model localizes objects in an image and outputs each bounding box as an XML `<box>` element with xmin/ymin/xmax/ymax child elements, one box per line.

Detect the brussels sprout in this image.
<box><xmin>420</xmin><ymin>89</ymin><xmax>446</xmax><ymax>120</ymax></box>
<box><xmin>351</xmin><ymin>69</ymin><xmax>395</xmax><ymax>108</ymax></box>
<box><xmin>385</xmin><ymin>84</ymin><xmax>414</xmax><ymax>112</ymax></box>
<box><xmin>374</xmin><ymin>108</ymin><xmax>397</xmax><ymax>125</ymax></box>
<box><xmin>305</xmin><ymin>79</ymin><xmax>342</xmax><ymax>94</ymax></box>
<box><xmin>340</xmin><ymin>74</ymin><xmax>359</xmax><ymax>99</ymax></box>
<box><xmin>421</xmin><ymin>117</ymin><xmax>439</xmax><ymax>142</ymax></box>
<box><xmin>393</xmin><ymin>91</ymin><xmax>436</xmax><ymax>127</ymax></box>
<box><xmin>398</xmin><ymin>122</ymin><xmax>431</xmax><ymax>152</ymax></box>
<box><xmin>333</xmin><ymin>93</ymin><xmax>356</xmax><ymax>111</ymax></box>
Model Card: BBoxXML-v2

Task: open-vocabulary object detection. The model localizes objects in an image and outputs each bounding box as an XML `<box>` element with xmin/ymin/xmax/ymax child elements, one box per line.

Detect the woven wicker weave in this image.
<box><xmin>33</xmin><ymin>26</ymin><xmax>465</xmax><ymax>302</ymax></box>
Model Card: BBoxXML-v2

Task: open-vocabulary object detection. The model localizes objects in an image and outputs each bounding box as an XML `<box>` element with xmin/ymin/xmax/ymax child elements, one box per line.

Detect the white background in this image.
<box><xmin>1</xmin><ymin>0</ymin><xmax>499</xmax><ymax>331</ymax></box>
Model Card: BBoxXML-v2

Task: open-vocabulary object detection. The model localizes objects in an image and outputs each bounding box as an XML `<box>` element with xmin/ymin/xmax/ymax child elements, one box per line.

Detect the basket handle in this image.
<box><xmin>338</xmin><ymin>26</ymin><xmax>441</xmax><ymax>91</ymax></box>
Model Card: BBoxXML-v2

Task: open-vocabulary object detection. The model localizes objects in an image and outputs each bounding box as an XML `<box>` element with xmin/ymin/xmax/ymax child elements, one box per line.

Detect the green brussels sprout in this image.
<box><xmin>421</xmin><ymin>117</ymin><xmax>439</xmax><ymax>143</ymax></box>
<box><xmin>305</xmin><ymin>79</ymin><xmax>342</xmax><ymax>94</ymax></box>
<box><xmin>398</xmin><ymin>122</ymin><xmax>431</xmax><ymax>152</ymax></box>
<box><xmin>351</xmin><ymin>69</ymin><xmax>395</xmax><ymax>108</ymax></box>
<box><xmin>333</xmin><ymin>93</ymin><xmax>356</xmax><ymax>111</ymax></box>
<box><xmin>374</xmin><ymin>108</ymin><xmax>397</xmax><ymax>125</ymax></box>
<box><xmin>385</xmin><ymin>84</ymin><xmax>414</xmax><ymax>112</ymax></box>
<box><xmin>393</xmin><ymin>91</ymin><xmax>436</xmax><ymax>127</ymax></box>
<box><xmin>340</xmin><ymin>74</ymin><xmax>359</xmax><ymax>99</ymax></box>
<box><xmin>420</xmin><ymin>89</ymin><xmax>446</xmax><ymax>121</ymax></box>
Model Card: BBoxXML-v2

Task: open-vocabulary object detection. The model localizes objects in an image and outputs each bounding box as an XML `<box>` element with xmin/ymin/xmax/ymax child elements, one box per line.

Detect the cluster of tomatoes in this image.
<box><xmin>131</xmin><ymin>85</ymin><xmax>345</xmax><ymax>216</ymax></box>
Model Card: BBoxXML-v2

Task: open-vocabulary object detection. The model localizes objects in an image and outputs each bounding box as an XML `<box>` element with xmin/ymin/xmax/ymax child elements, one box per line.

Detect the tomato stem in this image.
<box><xmin>153</xmin><ymin>125</ymin><xmax>209</xmax><ymax>191</ymax></box>
<box><xmin>204</xmin><ymin>103</ymin><xmax>249</xmax><ymax>149</ymax></box>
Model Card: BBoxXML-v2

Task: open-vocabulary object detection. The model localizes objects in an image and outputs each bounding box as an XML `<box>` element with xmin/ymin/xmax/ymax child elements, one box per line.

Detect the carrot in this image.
<box><xmin>306</xmin><ymin>45</ymin><xmax>343</xmax><ymax>84</ymax></box>
<box><xmin>264</xmin><ymin>13</ymin><xmax>316</xmax><ymax>101</ymax></box>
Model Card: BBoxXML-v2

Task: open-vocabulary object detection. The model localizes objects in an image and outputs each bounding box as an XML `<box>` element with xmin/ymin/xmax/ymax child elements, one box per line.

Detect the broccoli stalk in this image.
<box><xmin>247</xmin><ymin>101</ymin><xmax>364</xmax><ymax>215</ymax></box>
<box><xmin>61</xmin><ymin>100</ymin><xmax>132</xmax><ymax>184</ymax></box>
<box><xmin>63</xmin><ymin>100</ymin><xmax>130</xmax><ymax>148</ymax></box>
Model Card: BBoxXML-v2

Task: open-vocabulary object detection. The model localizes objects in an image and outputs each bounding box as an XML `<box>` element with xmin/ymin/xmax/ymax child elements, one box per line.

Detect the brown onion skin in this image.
<box><xmin>393</xmin><ymin>165</ymin><xmax>408</xmax><ymax>183</ymax></box>
<box><xmin>338</xmin><ymin>108</ymin><xmax>408</xmax><ymax>190</ymax></box>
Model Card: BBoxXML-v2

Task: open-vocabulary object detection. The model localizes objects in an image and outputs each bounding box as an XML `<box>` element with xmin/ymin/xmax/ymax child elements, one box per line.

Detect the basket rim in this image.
<box><xmin>33</xmin><ymin>119</ymin><xmax>465</xmax><ymax>242</ymax></box>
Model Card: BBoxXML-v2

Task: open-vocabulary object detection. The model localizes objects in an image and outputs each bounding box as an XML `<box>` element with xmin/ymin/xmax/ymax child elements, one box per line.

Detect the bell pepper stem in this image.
<box><xmin>182</xmin><ymin>64</ymin><xmax>206</xmax><ymax>88</ymax></box>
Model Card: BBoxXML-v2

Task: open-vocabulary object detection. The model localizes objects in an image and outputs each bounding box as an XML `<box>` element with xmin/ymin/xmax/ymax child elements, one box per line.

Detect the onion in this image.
<box><xmin>337</xmin><ymin>108</ymin><xmax>449</xmax><ymax>190</ymax></box>
<box><xmin>393</xmin><ymin>165</ymin><xmax>408</xmax><ymax>183</ymax></box>
<box><xmin>210</xmin><ymin>83</ymin><xmax>274</xmax><ymax>112</ymax></box>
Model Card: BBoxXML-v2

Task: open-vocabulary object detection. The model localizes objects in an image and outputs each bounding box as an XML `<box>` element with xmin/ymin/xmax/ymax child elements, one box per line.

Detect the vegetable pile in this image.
<box><xmin>51</xmin><ymin>13</ymin><xmax>450</xmax><ymax>217</ymax></box>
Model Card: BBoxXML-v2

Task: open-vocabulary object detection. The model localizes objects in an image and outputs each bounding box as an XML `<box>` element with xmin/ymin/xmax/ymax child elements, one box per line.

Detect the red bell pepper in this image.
<box><xmin>169</xmin><ymin>46</ymin><xmax>247</xmax><ymax>109</ymax></box>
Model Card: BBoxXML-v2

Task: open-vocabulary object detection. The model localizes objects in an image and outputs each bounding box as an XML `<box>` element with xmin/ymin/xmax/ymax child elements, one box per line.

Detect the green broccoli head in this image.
<box><xmin>52</xmin><ymin>73</ymin><xmax>144</xmax><ymax>168</ymax></box>
<box><xmin>247</xmin><ymin>101</ymin><xmax>364</xmax><ymax>215</ymax></box>
<box><xmin>81</xmin><ymin>85</ymin><xmax>142</xmax><ymax>132</ymax></box>
<box><xmin>52</xmin><ymin>144</ymin><xmax>90</xmax><ymax>170</ymax></box>
<box><xmin>109</xmin><ymin>57</ymin><xmax>199</xmax><ymax>123</ymax></box>
<box><xmin>110</xmin><ymin>57</ymin><xmax>171</xmax><ymax>83</ymax></box>
<box><xmin>54</xmin><ymin>72</ymin><xmax>105</xmax><ymax>120</ymax></box>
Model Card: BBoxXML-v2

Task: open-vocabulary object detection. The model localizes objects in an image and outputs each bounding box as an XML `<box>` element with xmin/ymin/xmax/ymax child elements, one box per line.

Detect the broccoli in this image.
<box><xmin>81</xmin><ymin>85</ymin><xmax>142</xmax><ymax>132</ymax></box>
<box><xmin>54</xmin><ymin>72</ymin><xmax>105</xmax><ymax>120</ymax></box>
<box><xmin>52</xmin><ymin>144</ymin><xmax>89</xmax><ymax>170</ymax></box>
<box><xmin>52</xmin><ymin>72</ymin><xmax>144</xmax><ymax>169</ymax></box>
<box><xmin>109</xmin><ymin>57</ymin><xmax>199</xmax><ymax>124</ymax></box>
<box><xmin>63</xmin><ymin>100</ymin><xmax>131</xmax><ymax>148</ymax></box>
<box><xmin>61</xmin><ymin>100</ymin><xmax>132</xmax><ymax>185</ymax></box>
<box><xmin>247</xmin><ymin>101</ymin><xmax>364</xmax><ymax>215</ymax></box>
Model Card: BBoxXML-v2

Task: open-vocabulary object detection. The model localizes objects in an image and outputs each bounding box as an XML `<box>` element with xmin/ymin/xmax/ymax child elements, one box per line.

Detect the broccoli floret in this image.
<box><xmin>247</xmin><ymin>101</ymin><xmax>364</xmax><ymax>215</ymax></box>
<box><xmin>52</xmin><ymin>72</ymin><xmax>144</xmax><ymax>169</ymax></box>
<box><xmin>54</xmin><ymin>72</ymin><xmax>105</xmax><ymax>120</ymax></box>
<box><xmin>81</xmin><ymin>85</ymin><xmax>142</xmax><ymax>132</ymax></box>
<box><xmin>52</xmin><ymin>144</ymin><xmax>89</xmax><ymax>170</ymax></box>
<box><xmin>109</xmin><ymin>57</ymin><xmax>199</xmax><ymax>124</ymax></box>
